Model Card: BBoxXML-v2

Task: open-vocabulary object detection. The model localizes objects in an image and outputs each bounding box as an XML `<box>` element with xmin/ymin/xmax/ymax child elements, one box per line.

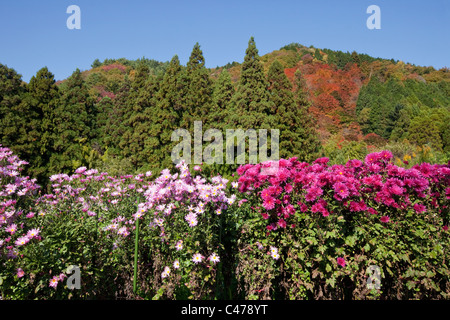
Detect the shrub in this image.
<box><xmin>233</xmin><ymin>151</ymin><xmax>449</xmax><ymax>299</ymax></box>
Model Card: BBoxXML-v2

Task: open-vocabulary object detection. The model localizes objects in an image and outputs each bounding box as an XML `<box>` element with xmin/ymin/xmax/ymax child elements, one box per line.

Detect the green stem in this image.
<box><xmin>133</xmin><ymin>217</ymin><xmax>139</xmax><ymax>295</ymax></box>
<box><xmin>133</xmin><ymin>198</ymin><xmax>140</xmax><ymax>295</ymax></box>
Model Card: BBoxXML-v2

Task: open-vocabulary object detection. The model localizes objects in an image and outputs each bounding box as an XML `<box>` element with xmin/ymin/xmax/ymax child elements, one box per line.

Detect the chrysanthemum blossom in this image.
<box><xmin>15</xmin><ymin>236</ymin><xmax>29</xmax><ymax>246</ymax></box>
<box><xmin>192</xmin><ymin>253</ymin><xmax>204</xmax><ymax>264</ymax></box>
<box><xmin>75</xmin><ymin>166</ymin><xmax>87</xmax><ymax>174</ymax></box>
<box><xmin>49</xmin><ymin>276</ymin><xmax>59</xmax><ymax>288</ymax></box>
<box><xmin>413</xmin><ymin>203</ymin><xmax>426</xmax><ymax>213</ymax></box>
<box><xmin>337</xmin><ymin>257</ymin><xmax>346</xmax><ymax>267</ymax></box>
<box><xmin>175</xmin><ymin>240</ymin><xmax>183</xmax><ymax>251</ymax></box>
<box><xmin>17</xmin><ymin>268</ymin><xmax>25</xmax><ymax>278</ymax></box>
<box><xmin>208</xmin><ymin>253</ymin><xmax>220</xmax><ymax>264</ymax></box>
<box><xmin>173</xmin><ymin>260</ymin><xmax>180</xmax><ymax>269</ymax></box>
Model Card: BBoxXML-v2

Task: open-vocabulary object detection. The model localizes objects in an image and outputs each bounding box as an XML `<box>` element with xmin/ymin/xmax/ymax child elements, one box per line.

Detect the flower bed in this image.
<box><xmin>1</xmin><ymin>145</ymin><xmax>448</xmax><ymax>299</ymax></box>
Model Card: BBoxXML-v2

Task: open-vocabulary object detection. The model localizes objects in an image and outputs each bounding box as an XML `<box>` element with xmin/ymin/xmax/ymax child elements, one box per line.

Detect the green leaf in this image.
<box><xmin>345</xmin><ymin>235</ymin><xmax>356</xmax><ymax>247</ymax></box>
<box><xmin>325</xmin><ymin>277</ymin><xmax>336</xmax><ymax>288</ymax></box>
<box><xmin>406</xmin><ymin>281</ymin><xmax>416</xmax><ymax>290</ymax></box>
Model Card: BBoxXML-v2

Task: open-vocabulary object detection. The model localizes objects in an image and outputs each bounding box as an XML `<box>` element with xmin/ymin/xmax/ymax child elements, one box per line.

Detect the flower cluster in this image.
<box><xmin>0</xmin><ymin>145</ymin><xmax>41</xmax><ymax>260</ymax></box>
<box><xmin>237</xmin><ymin>151</ymin><xmax>449</xmax><ymax>231</ymax></box>
<box><xmin>38</xmin><ymin>166</ymin><xmax>154</xmax><ymax>240</ymax></box>
<box><xmin>49</xmin><ymin>273</ymin><xmax>67</xmax><ymax>289</ymax></box>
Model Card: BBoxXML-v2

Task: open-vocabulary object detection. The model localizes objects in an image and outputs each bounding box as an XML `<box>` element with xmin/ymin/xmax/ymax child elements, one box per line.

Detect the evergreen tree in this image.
<box><xmin>48</xmin><ymin>68</ymin><xmax>93</xmax><ymax>173</ymax></box>
<box><xmin>389</xmin><ymin>108</ymin><xmax>411</xmax><ymax>141</ymax></box>
<box><xmin>119</xmin><ymin>63</ymin><xmax>150</xmax><ymax>161</ymax></box>
<box><xmin>293</xmin><ymin>70</ymin><xmax>309</xmax><ymax>106</ymax></box>
<box><xmin>268</xmin><ymin>60</ymin><xmax>315</xmax><ymax>160</ymax></box>
<box><xmin>182</xmin><ymin>43</ymin><xmax>213</xmax><ymax>131</ymax></box>
<box><xmin>121</xmin><ymin>73</ymin><xmax>161</xmax><ymax>169</ymax></box>
<box><xmin>95</xmin><ymin>96</ymin><xmax>114</xmax><ymax>149</ymax></box>
<box><xmin>26</xmin><ymin>67</ymin><xmax>60</xmax><ymax>182</ymax></box>
<box><xmin>227</xmin><ymin>37</ymin><xmax>275</xmax><ymax>130</ymax></box>
<box><xmin>292</xmin><ymin>68</ymin><xmax>322</xmax><ymax>162</ymax></box>
<box><xmin>107</xmin><ymin>78</ymin><xmax>131</xmax><ymax>157</ymax></box>
<box><xmin>351</xmin><ymin>51</ymin><xmax>360</xmax><ymax>66</ymax></box>
<box><xmin>210</xmin><ymin>69</ymin><xmax>234</xmax><ymax>129</ymax></box>
<box><xmin>0</xmin><ymin>64</ymin><xmax>27</xmax><ymax>155</ymax></box>
<box><xmin>148</xmin><ymin>55</ymin><xmax>186</xmax><ymax>171</ymax></box>
<box><xmin>408</xmin><ymin>116</ymin><xmax>443</xmax><ymax>151</ymax></box>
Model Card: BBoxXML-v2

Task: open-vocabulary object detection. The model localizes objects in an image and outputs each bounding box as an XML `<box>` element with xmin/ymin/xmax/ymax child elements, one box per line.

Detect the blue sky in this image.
<box><xmin>0</xmin><ymin>0</ymin><xmax>448</xmax><ymax>82</ymax></box>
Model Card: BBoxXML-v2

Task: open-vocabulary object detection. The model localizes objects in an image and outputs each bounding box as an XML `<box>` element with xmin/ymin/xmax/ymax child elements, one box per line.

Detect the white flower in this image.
<box><xmin>208</xmin><ymin>253</ymin><xmax>220</xmax><ymax>264</ymax></box>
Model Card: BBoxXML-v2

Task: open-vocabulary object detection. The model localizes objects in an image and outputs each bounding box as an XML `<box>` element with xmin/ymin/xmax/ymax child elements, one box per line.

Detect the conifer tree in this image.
<box><xmin>48</xmin><ymin>68</ymin><xmax>93</xmax><ymax>173</ymax></box>
<box><xmin>0</xmin><ymin>64</ymin><xmax>28</xmax><ymax>156</ymax></box>
<box><xmin>268</xmin><ymin>60</ymin><xmax>322</xmax><ymax>161</ymax></box>
<box><xmin>95</xmin><ymin>96</ymin><xmax>114</xmax><ymax>149</ymax></box>
<box><xmin>107</xmin><ymin>78</ymin><xmax>131</xmax><ymax>157</ymax></box>
<box><xmin>182</xmin><ymin>43</ymin><xmax>213</xmax><ymax>131</ymax></box>
<box><xmin>26</xmin><ymin>67</ymin><xmax>60</xmax><ymax>181</ymax></box>
<box><xmin>210</xmin><ymin>69</ymin><xmax>234</xmax><ymax>129</ymax></box>
<box><xmin>227</xmin><ymin>37</ymin><xmax>276</xmax><ymax>130</ymax></box>
<box><xmin>148</xmin><ymin>55</ymin><xmax>185</xmax><ymax>171</ymax></box>
<box><xmin>119</xmin><ymin>63</ymin><xmax>150</xmax><ymax>161</ymax></box>
<box><xmin>122</xmin><ymin>74</ymin><xmax>161</xmax><ymax>169</ymax></box>
<box><xmin>292</xmin><ymin>69</ymin><xmax>323</xmax><ymax>162</ymax></box>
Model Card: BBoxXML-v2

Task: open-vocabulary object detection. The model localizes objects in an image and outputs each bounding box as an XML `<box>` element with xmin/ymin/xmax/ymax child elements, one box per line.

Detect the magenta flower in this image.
<box><xmin>305</xmin><ymin>186</ymin><xmax>323</xmax><ymax>202</ymax></box>
<box><xmin>277</xmin><ymin>218</ymin><xmax>287</xmax><ymax>228</ymax></box>
<box><xmin>337</xmin><ymin>257</ymin><xmax>346</xmax><ymax>267</ymax></box>
<box><xmin>412</xmin><ymin>203</ymin><xmax>426</xmax><ymax>213</ymax></box>
<box><xmin>333</xmin><ymin>182</ymin><xmax>349</xmax><ymax>200</ymax></box>
<box><xmin>262</xmin><ymin>197</ymin><xmax>276</xmax><ymax>210</ymax></box>
<box><xmin>380</xmin><ymin>216</ymin><xmax>390</xmax><ymax>223</ymax></box>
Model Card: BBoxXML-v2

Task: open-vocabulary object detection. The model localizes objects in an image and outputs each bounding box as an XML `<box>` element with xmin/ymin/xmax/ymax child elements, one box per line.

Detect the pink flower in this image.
<box><xmin>75</xmin><ymin>166</ymin><xmax>87</xmax><ymax>174</ymax></box>
<box><xmin>284</xmin><ymin>183</ymin><xmax>293</xmax><ymax>193</ymax></box>
<box><xmin>379</xmin><ymin>150</ymin><xmax>393</xmax><ymax>161</ymax></box>
<box><xmin>380</xmin><ymin>216</ymin><xmax>390</xmax><ymax>223</ymax></box>
<box><xmin>277</xmin><ymin>218</ymin><xmax>287</xmax><ymax>228</ymax></box>
<box><xmin>337</xmin><ymin>257</ymin><xmax>346</xmax><ymax>267</ymax></box>
<box><xmin>305</xmin><ymin>186</ymin><xmax>323</xmax><ymax>202</ymax></box>
<box><xmin>333</xmin><ymin>182</ymin><xmax>349</xmax><ymax>200</ymax></box>
<box><xmin>175</xmin><ymin>240</ymin><xmax>183</xmax><ymax>251</ymax></box>
<box><xmin>49</xmin><ymin>276</ymin><xmax>59</xmax><ymax>289</ymax></box>
<box><xmin>413</xmin><ymin>203</ymin><xmax>426</xmax><ymax>213</ymax></box>
<box><xmin>17</xmin><ymin>268</ymin><xmax>25</xmax><ymax>278</ymax></box>
<box><xmin>15</xmin><ymin>236</ymin><xmax>29</xmax><ymax>246</ymax></box>
<box><xmin>262</xmin><ymin>197</ymin><xmax>276</xmax><ymax>210</ymax></box>
<box><xmin>365</xmin><ymin>152</ymin><xmax>380</xmax><ymax>164</ymax></box>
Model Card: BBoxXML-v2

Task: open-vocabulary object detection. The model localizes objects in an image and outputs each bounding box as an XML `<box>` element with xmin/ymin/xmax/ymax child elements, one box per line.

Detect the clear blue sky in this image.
<box><xmin>0</xmin><ymin>0</ymin><xmax>448</xmax><ymax>82</ymax></box>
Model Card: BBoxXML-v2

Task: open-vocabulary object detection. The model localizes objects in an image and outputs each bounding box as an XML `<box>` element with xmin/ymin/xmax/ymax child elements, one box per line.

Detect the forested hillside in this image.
<box><xmin>1</xmin><ymin>38</ymin><xmax>449</xmax><ymax>188</ymax></box>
